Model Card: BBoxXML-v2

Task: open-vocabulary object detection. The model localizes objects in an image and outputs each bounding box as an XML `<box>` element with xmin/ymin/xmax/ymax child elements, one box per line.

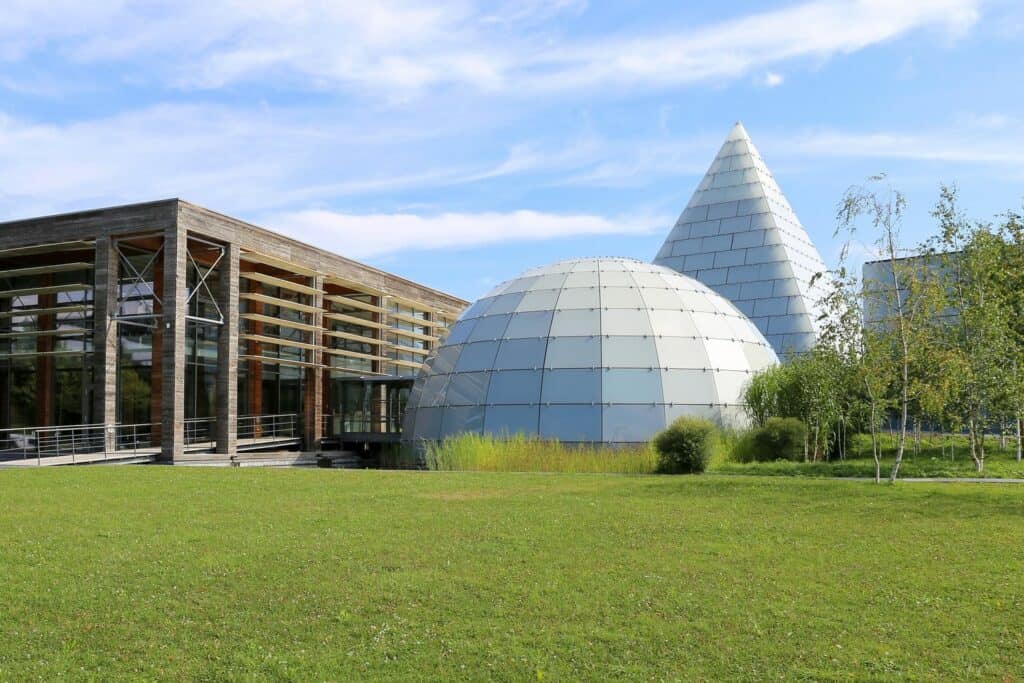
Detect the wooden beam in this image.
<box><xmin>322</xmin><ymin>329</ymin><xmax>387</xmax><ymax>346</ymax></box>
<box><xmin>0</xmin><ymin>283</ymin><xmax>91</xmax><ymax>299</ymax></box>
<box><xmin>240</xmin><ymin>292</ymin><xmax>320</xmax><ymax>314</ymax></box>
<box><xmin>323</xmin><ymin>293</ymin><xmax>384</xmax><ymax>313</ymax></box>
<box><xmin>240</xmin><ymin>270</ymin><xmax>324</xmax><ymax>296</ymax></box>
<box><xmin>239</xmin><ymin>250</ymin><xmax>319</xmax><ymax>277</ymax></box>
<box><xmin>323</xmin><ymin>311</ymin><xmax>386</xmax><ymax>329</ymax></box>
<box><xmin>0</xmin><ymin>262</ymin><xmax>94</xmax><ymax>278</ymax></box>
<box><xmin>241</xmin><ymin>333</ymin><xmax>317</xmax><ymax>351</ymax></box>
<box><xmin>0</xmin><ymin>240</ymin><xmax>94</xmax><ymax>258</ymax></box>
<box><xmin>241</xmin><ymin>312</ymin><xmax>318</xmax><ymax>332</ymax></box>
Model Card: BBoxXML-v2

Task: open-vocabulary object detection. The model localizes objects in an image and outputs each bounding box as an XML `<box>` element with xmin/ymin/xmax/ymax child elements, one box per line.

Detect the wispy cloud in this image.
<box><xmin>0</xmin><ymin>0</ymin><xmax>982</xmax><ymax>98</ymax></box>
<box><xmin>268</xmin><ymin>208</ymin><xmax>666</xmax><ymax>258</ymax></box>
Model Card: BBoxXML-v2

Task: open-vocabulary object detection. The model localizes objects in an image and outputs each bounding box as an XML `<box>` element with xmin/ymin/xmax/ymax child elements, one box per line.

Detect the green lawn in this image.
<box><xmin>2</xmin><ymin>469</ymin><xmax>1023</xmax><ymax>680</ymax></box>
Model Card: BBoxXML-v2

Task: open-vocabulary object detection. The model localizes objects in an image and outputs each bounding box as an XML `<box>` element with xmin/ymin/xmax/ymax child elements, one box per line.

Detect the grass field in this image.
<box><xmin>2</xmin><ymin>468</ymin><xmax>1023</xmax><ymax>680</ymax></box>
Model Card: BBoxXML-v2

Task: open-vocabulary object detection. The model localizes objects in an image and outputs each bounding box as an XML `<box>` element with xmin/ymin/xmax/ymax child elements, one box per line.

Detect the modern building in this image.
<box><xmin>653</xmin><ymin>122</ymin><xmax>829</xmax><ymax>357</ymax></box>
<box><xmin>401</xmin><ymin>257</ymin><xmax>778</xmax><ymax>447</ymax></box>
<box><xmin>0</xmin><ymin>199</ymin><xmax>467</xmax><ymax>464</ymax></box>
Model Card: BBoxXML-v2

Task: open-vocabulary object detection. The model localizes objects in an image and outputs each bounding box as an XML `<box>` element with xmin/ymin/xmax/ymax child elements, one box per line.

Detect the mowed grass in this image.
<box><xmin>2</xmin><ymin>469</ymin><xmax>1023</xmax><ymax>680</ymax></box>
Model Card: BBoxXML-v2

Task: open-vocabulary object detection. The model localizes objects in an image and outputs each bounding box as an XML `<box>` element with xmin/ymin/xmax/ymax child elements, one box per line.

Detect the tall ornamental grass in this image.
<box><xmin>423</xmin><ymin>433</ymin><xmax>659</xmax><ymax>474</ymax></box>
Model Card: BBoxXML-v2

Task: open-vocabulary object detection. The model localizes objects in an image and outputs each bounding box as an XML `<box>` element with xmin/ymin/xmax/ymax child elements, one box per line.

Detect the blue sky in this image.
<box><xmin>1</xmin><ymin>0</ymin><xmax>1022</xmax><ymax>301</ymax></box>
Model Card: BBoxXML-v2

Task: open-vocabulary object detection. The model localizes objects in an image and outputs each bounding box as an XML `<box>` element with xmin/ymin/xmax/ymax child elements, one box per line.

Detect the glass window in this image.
<box><xmin>460</xmin><ymin>297</ymin><xmax>495</xmax><ymax>320</ymax></box>
<box><xmin>555</xmin><ymin>287</ymin><xmax>599</xmax><ymax>309</ymax></box>
<box><xmin>690</xmin><ymin>312</ymin><xmax>734</xmax><ymax>340</ymax></box>
<box><xmin>516</xmin><ymin>289</ymin><xmax>561</xmax><ymax>312</ymax></box>
<box><xmin>550</xmin><ymin>309</ymin><xmax>600</xmax><ymax>336</ymax></box>
<box><xmin>599</xmin><ymin>271</ymin><xmax>634</xmax><ymax>287</ymax></box>
<box><xmin>484</xmin><ymin>406</ymin><xmax>540</xmax><ymax>437</ymax></box>
<box><xmin>655</xmin><ymin>337</ymin><xmax>711</xmax><ymax>369</ymax></box>
<box><xmin>563</xmin><ymin>271</ymin><xmax>598</xmax><ymax>287</ymax></box>
<box><xmin>541</xmin><ymin>368</ymin><xmax>601</xmax><ymax>403</ymax></box>
<box><xmin>486</xmin><ymin>370</ymin><xmax>542</xmax><ymax>404</ymax></box>
<box><xmin>602</xmin><ymin>336</ymin><xmax>659</xmax><ymax>367</ymax></box>
<box><xmin>638</xmin><ymin>287</ymin><xmax>683</xmax><ymax>309</ymax></box>
<box><xmin>503</xmin><ymin>311</ymin><xmax>553</xmax><ymax>339</ymax></box>
<box><xmin>539</xmin><ymin>405</ymin><xmax>601</xmax><ymax>442</ymax></box>
<box><xmin>412</xmin><ymin>407</ymin><xmax>443</xmax><ymax>440</ymax></box>
<box><xmin>531</xmin><ymin>273</ymin><xmax>568</xmax><ymax>290</ymax></box>
<box><xmin>493</xmin><ymin>338</ymin><xmax>547</xmax><ymax>370</ymax></box>
<box><xmin>502</xmin><ymin>276</ymin><xmax>539</xmax><ymax>294</ymax></box>
<box><xmin>467</xmin><ymin>314</ymin><xmax>511</xmax><ymax>342</ymax></box>
<box><xmin>648</xmin><ymin>310</ymin><xmax>699</xmax><ymax>337</ymax></box>
<box><xmin>603</xmin><ymin>405</ymin><xmax>665</xmax><ymax>443</ymax></box>
<box><xmin>454</xmin><ymin>341</ymin><xmax>500</xmax><ymax>372</ymax></box>
<box><xmin>440</xmin><ymin>406</ymin><xmax>484</xmax><ymax>438</ymax></box>
<box><xmin>485</xmin><ymin>292</ymin><xmax>525</xmax><ymax>315</ymax></box>
<box><xmin>600</xmin><ymin>287</ymin><xmax>644</xmax><ymax>308</ymax></box>
<box><xmin>431</xmin><ymin>344</ymin><xmax>462</xmax><ymax>375</ymax></box>
<box><xmin>420</xmin><ymin>374</ymin><xmax>450</xmax><ymax>407</ymax></box>
<box><xmin>661</xmin><ymin>369</ymin><xmax>717</xmax><ymax>402</ymax></box>
<box><xmin>742</xmin><ymin>342</ymin><xmax>776</xmax><ymax>368</ymax></box>
<box><xmin>713</xmin><ymin>370</ymin><xmax>752</xmax><ymax>404</ymax></box>
<box><xmin>676</xmin><ymin>291</ymin><xmax>718</xmax><ymax>313</ymax></box>
<box><xmin>601</xmin><ymin>309</ymin><xmax>652</xmax><ymax>336</ymax></box>
<box><xmin>665</xmin><ymin>404</ymin><xmax>719</xmax><ymax>425</ymax></box>
<box><xmin>602</xmin><ymin>368</ymin><xmax>662</xmax><ymax>403</ymax></box>
<box><xmin>544</xmin><ymin>336</ymin><xmax>600</xmax><ymax>368</ymax></box>
<box><xmin>446</xmin><ymin>372</ymin><xmax>491</xmax><ymax>405</ymax></box>
<box><xmin>444</xmin><ymin>319</ymin><xmax>476</xmax><ymax>345</ymax></box>
<box><xmin>704</xmin><ymin>340</ymin><xmax>750</xmax><ymax>371</ymax></box>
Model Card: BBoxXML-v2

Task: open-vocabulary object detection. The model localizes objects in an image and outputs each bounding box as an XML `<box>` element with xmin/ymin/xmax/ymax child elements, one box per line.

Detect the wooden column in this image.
<box><xmin>303</xmin><ymin>275</ymin><xmax>324</xmax><ymax>451</ymax></box>
<box><xmin>150</xmin><ymin>250</ymin><xmax>164</xmax><ymax>444</ymax></box>
<box><xmin>215</xmin><ymin>243</ymin><xmax>239</xmax><ymax>455</ymax></box>
<box><xmin>160</xmin><ymin>227</ymin><xmax>188</xmax><ymax>462</ymax></box>
<box><xmin>35</xmin><ymin>283</ymin><xmax>55</xmax><ymax>426</ymax></box>
<box><xmin>92</xmin><ymin>237</ymin><xmax>119</xmax><ymax>450</ymax></box>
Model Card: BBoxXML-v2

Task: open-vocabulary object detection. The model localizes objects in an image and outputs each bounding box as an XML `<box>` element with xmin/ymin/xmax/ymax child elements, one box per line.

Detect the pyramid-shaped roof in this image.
<box><xmin>653</xmin><ymin>122</ymin><xmax>829</xmax><ymax>357</ymax></box>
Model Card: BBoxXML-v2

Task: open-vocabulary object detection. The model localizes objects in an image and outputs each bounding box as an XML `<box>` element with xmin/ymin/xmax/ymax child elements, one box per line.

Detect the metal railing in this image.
<box><xmin>238</xmin><ymin>413</ymin><xmax>299</xmax><ymax>441</ymax></box>
<box><xmin>184</xmin><ymin>417</ymin><xmax>216</xmax><ymax>446</ymax></box>
<box><xmin>1</xmin><ymin>423</ymin><xmax>108</xmax><ymax>465</ymax></box>
<box><xmin>1</xmin><ymin>413</ymin><xmax>304</xmax><ymax>465</ymax></box>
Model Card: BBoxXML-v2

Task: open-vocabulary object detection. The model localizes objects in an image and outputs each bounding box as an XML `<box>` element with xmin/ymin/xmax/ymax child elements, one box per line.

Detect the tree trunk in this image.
<box><xmin>1017</xmin><ymin>414</ymin><xmax>1022</xmax><ymax>463</ymax></box>
<box><xmin>870</xmin><ymin>403</ymin><xmax>880</xmax><ymax>484</ymax></box>
<box><xmin>889</xmin><ymin>354</ymin><xmax>910</xmax><ymax>482</ymax></box>
<box><xmin>967</xmin><ymin>418</ymin><xmax>983</xmax><ymax>473</ymax></box>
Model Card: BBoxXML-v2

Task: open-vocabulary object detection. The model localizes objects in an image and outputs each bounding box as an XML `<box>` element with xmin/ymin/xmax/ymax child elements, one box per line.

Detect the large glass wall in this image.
<box><xmin>0</xmin><ymin>245</ymin><xmax>95</xmax><ymax>430</ymax></box>
<box><xmin>114</xmin><ymin>237</ymin><xmax>162</xmax><ymax>429</ymax></box>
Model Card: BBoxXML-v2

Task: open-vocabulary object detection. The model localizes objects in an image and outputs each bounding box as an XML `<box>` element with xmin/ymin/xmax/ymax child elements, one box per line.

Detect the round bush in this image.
<box><xmin>652</xmin><ymin>417</ymin><xmax>716</xmax><ymax>474</ymax></box>
<box><xmin>747</xmin><ymin>417</ymin><xmax>806</xmax><ymax>462</ymax></box>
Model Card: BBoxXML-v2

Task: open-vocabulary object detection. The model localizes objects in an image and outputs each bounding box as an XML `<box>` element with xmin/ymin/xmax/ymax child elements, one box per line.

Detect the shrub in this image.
<box><xmin>733</xmin><ymin>417</ymin><xmax>807</xmax><ymax>462</ymax></box>
<box><xmin>652</xmin><ymin>417</ymin><xmax>717</xmax><ymax>474</ymax></box>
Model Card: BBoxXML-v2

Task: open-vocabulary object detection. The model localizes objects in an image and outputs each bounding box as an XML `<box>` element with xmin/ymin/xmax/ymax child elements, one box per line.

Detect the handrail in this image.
<box><xmin>0</xmin><ymin>413</ymin><xmax>303</xmax><ymax>464</ymax></box>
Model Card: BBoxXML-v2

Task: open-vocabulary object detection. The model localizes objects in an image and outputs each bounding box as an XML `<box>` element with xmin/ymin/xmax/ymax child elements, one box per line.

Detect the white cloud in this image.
<box><xmin>0</xmin><ymin>0</ymin><xmax>982</xmax><ymax>97</ymax></box>
<box><xmin>268</xmin><ymin>209</ymin><xmax>665</xmax><ymax>258</ymax></box>
<box><xmin>785</xmin><ymin>124</ymin><xmax>1024</xmax><ymax>165</ymax></box>
<box><xmin>763</xmin><ymin>72</ymin><xmax>785</xmax><ymax>87</ymax></box>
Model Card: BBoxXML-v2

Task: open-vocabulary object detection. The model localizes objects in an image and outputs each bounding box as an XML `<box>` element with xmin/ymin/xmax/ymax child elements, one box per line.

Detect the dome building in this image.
<box><xmin>402</xmin><ymin>258</ymin><xmax>778</xmax><ymax>446</ymax></box>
